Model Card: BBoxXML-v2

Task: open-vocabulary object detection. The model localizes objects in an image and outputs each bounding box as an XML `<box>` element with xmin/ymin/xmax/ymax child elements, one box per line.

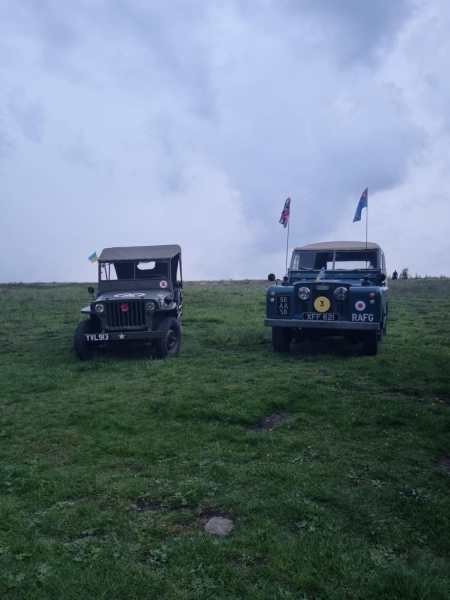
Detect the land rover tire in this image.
<box><xmin>155</xmin><ymin>317</ymin><xmax>181</xmax><ymax>358</ymax></box>
<box><xmin>363</xmin><ymin>331</ymin><xmax>378</xmax><ymax>356</ymax></box>
<box><xmin>74</xmin><ymin>318</ymin><xmax>99</xmax><ymax>361</ymax></box>
<box><xmin>272</xmin><ymin>327</ymin><xmax>292</xmax><ymax>352</ymax></box>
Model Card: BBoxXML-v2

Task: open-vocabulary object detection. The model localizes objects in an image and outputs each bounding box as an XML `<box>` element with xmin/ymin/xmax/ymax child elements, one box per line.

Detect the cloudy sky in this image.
<box><xmin>1</xmin><ymin>0</ymin><xmax>449</xmax><ymax>282</ymax></box>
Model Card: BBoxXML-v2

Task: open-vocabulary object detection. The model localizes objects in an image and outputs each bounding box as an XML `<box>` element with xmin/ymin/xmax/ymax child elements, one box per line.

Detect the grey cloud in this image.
<box><xmin>61</xmin><ymin>131</ymin><xmax>95</xmax><ymax>168</ymax></box>
<box><xmin>0</xmin><ymin>0</ymin><xmax>216</xmax><ymax>118</ymax></box>
<box><xmin>297</xmin><ymin>0</ymin><xmax>415</xmax><ymax>66</ymax></box>
<box><xmin>8</xmin><ymin>86</ymin><xmax>45</xmax><ymax>143</ymax></box>
<box><xmin>237</xmin><ymin>0</ymin><xmax>415</xmax><ymax>68</ymax></box>
<box><xmin>0</xmin><ymin>130</ymin><xmax>14</xmax><ymax>160</ymax></box>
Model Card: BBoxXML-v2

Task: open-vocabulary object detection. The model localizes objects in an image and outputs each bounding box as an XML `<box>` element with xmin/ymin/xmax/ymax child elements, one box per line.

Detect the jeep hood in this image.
<box><xmin>96</xmin><ymin>290</ymin><xmax>171</xmax><ymax>302</ymax></box>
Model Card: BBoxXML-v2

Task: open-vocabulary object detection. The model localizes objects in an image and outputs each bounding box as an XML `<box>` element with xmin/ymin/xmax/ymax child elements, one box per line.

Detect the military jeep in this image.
<box><xmin>265</xmin><ymin>242</ymin><xmax>389</xmax><ymax>356</ymax></box>
<box><xmin>74</xmin><ymin>245</ymin><xmax>183</xmax><ymax>360</ymax></box>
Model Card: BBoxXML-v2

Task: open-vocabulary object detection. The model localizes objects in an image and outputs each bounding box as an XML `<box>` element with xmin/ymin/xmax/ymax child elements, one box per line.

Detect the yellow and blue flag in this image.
<box><xmin>353</xmin><ymin>188</ymin><xmax>368</xmax><ymax>222</ymax></box>
<box><xmin>88</xmin><ymin>252</ymin><xmax>98</xmax><ymax>263</ymax></box>
<box><xmin>316</xmin><ymin>266</ymin><xmax>325</xmax><ymax>281</ymax></box>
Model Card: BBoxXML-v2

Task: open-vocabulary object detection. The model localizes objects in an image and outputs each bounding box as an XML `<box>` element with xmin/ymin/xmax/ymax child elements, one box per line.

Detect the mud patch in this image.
<box><xmin>0</xmin><ymin>402</ymin><xmax>18</xmax><ymax>414</ymax></box>
<box><xmin>435</xmin><ymin>455</ymin><xmax>450</xmax><ymax>473</ymax></box>
<box><xmin>246</xmin><ymin>412</ymin><xmax>294</xmax><ymax>434</ymax></box>
<box><xmin>437</xmin><ymin>396</ymin><xmax>450</xmax><ymax>407</ymax></box>
<box><xmin>318</xmin><ymin>369</ymin><xmax>331</xmax><ymax>377</ymax></box>
<box><xmin>131</xmin><ymin>498</ymin><xmax>162</xmax><ymax>512</ymax></box>
<box><xmin>198</xmin><ymin>505</ymin><xmax>222</xmax><ymax>520</ymax></box>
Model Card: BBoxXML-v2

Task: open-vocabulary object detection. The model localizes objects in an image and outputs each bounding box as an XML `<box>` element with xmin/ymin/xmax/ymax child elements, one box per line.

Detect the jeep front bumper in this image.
<box><xmin>264</xmin><ymin>319</ymin><xmax>380</xmax><ymax>331</ymax></box>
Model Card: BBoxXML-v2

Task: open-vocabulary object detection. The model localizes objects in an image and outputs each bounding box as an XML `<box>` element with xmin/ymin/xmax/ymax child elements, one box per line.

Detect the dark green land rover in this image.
<box><xmin>265</xmin><ymin>241</ymin><xmax>389</xmax><ymax>355</ymax></box>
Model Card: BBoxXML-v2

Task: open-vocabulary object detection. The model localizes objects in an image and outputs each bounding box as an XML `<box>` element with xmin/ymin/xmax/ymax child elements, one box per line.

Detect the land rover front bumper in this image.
<box><xmin>264</xmin><ymin>319</ymin><xmax>380</xmax><ymax>331</ymax></box>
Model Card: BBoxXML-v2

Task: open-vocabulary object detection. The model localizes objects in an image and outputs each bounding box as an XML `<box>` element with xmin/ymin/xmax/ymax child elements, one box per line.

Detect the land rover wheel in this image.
<box><xmin>272</xmin><ymin>327</ymin><xmax>292</xmax><ymax>352</ymax></box>
<box><xmin>363</xmin><ymin>331</ymin><xmax>378</xmax><ymax>356</ymax></box>
<box><xmin>155</xmin><ymin>317</ymin><xmax>181</xmax><ymax>358</ymax></box>
<box><xmin>74</xmin><ymin>319</ymin><xmax>99</xmax><ymax>361</ymax></box>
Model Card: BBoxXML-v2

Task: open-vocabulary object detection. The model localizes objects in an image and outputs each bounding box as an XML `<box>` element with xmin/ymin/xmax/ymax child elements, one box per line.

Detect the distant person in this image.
<box><xmin>392</xmin><ymin>270</ymin><xmax>398</xmax><ymax>280</ymax></box>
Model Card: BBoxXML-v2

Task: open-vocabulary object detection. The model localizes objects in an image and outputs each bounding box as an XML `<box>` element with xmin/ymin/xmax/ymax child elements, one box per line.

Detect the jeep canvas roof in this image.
<box><xmin>294</xmin><ymin>241</ymin><xmax>381</xmax><ymax>252</ymax></box>
<box><xmin>99</xmin><ymin>245</ymin><xmax>181</xmax><ymax>262</ymax></box>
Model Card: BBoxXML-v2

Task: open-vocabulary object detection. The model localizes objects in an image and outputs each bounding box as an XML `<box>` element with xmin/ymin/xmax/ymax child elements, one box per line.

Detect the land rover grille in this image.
<box><xmin>299</xmin><ymin>285</ymin><xmax>348</xmax><ymax>317</ymax></box>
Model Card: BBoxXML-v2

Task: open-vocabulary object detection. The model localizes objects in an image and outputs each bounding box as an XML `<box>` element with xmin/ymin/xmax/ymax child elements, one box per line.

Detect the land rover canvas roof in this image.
<box><xmin>294</xmin><ymin>241</ymin><xmax>381</xmax><ymax>252</ymax></box>
<box><xmin>99</xmin><ymin>245</ymin><xmax>181</xmax><ymax>262</ymax></box>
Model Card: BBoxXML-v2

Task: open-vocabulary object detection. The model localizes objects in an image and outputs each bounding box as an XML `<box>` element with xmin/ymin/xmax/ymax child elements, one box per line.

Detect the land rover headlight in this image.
<box><xmin>95</xmin><ymin>303</ymin><xmax>105</xmax><ymax>313</ymax></box>
<box><xmin>334</xmin><ymin>287</ymin><xmax>348</xmax><ymax>301</ymax></box>
<box><xmin>146</xmin><ymin>301</ymin><xmax>156</xmax><ymax>311</ymax></box>
<box><xmin>298</xmin><ymin>287</ymin><xmax>310</xmax><ymax>300</ymax></box>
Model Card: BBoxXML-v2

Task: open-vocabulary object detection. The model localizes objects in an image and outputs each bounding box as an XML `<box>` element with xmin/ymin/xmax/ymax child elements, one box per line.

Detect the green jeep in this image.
<box><xmin>265</xmin><ymin>242</ymin><xmax>388</xmax><ymax>356</ymax></box>
<box><xmin>74</xmin><ymin>245</ymin><xmax>183</xmax><ymax>360</ymax></box>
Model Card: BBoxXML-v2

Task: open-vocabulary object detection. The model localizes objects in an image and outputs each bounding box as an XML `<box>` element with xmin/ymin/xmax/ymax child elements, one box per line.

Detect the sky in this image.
<box><xmin>0</xmin><ymin>0</ymin><xmax>449</xmax><ymax>282</ymax></box>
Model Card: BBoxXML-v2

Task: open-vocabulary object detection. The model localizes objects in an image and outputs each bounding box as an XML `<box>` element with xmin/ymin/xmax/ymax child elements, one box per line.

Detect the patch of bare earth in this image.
<box><xmin>38</xmin><ymin>444</ymin><xmax>68</xmax><ymax>467</ymax></box>
<box><xmin>437</xmin><ymin>396</ymin><xmax>450</xmax><ymax>407</ymax></box>
<box><xmin>318</xmin><ymin>369</ymin><xmax>331</xmax><ymax>376</ymax></box>
<box><xmin>436</xmin><ymin>455</ymin><xmax>450</xmax><ymax>473</ymax></box>
<box><xmin>131</xmin><ymin>498</ymin><xmax>162</xmax><ymax>512</ymax></box>
<box><xmin>0</xmin><ymin>402</ymin><xmax>18</xmax><ymax>414</ymax></box>
<box><xmin>245</xmin><ymin>412</ymin><xmax>294</xmax><ymax>434</ymax></box>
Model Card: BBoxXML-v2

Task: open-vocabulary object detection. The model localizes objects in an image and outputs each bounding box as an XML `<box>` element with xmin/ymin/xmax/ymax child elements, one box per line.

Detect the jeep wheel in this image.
<box><xmin>74</xmin><ymin>319</ymin><xmax>99</xmax><ymax>361</ymax></box>
<box><xmin>363</xmin><ymin>331</ymin><xmax>378</xmax><ymax>356</ymax></box>
<box><xmin>272</xmin><ymin>327</ymin><xmax>292</xmax><ymax>352</ymax></box>
<box><xmin>155</xmin><ymin>317</ymin><xmax>181</xmax><ymax>358</ymax></box>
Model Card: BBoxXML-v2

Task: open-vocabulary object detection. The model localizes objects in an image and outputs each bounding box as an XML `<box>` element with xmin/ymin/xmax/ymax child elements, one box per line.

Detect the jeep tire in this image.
<box><xmin>74</xmin><ymin>319</ymin><xmax>99</xmax><ymax>361</ymax></box>
<box><xmin>155</xmin><ymin>317</ymin><xmax>181</xmax><ymax>358</ymax></box>
<box><xmin>272</xmin><ymin>327</ymin><xmax>292</xmax><ymax>352</ymax></box>
<box><xmin>363</xmin><ymin>330</ymin><xmax>378</xmax><ymax>356</ymax></box>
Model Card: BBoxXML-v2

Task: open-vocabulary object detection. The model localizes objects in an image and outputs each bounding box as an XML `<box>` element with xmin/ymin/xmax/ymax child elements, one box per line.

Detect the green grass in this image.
<box><xmin>1</xmin><ymin>278</ymin><xmax>450</xmax><ymax>599</ymax></box>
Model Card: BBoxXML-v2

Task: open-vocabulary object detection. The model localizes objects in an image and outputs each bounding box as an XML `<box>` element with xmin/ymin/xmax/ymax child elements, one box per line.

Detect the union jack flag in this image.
<box><xmin>279</xmin><ymin>197</ymin><xmax>291</xmax><ymax>228</ymax></box>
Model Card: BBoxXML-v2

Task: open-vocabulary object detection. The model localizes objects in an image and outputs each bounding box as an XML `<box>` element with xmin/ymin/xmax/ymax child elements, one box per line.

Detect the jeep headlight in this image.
<box><xmin>95</xmin><ymin>303</ymin><xmax>105</xmax><ymax>313</ymax></box>
<box><xmin>334</xmin><ymin>287</ymin><xmax>348</xmax><ymax>301</ymax></box>
<box><xmin>145</xmin><ymin>301</ymin><xmax>156</xmax><ymax>311</ymax></box>
<box><xmin>298</xmin><ymin>287</ymin><xmax>310</xmax><ymax>300</ymax></box>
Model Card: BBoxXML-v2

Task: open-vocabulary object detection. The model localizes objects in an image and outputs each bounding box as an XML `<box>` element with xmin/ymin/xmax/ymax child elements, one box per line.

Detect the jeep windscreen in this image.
<box><xmin>292</xmin><ymin>250</ymin><xmax>379</xmax><ymax>271</ymax></box>
<box><xmin>100</xmin><ymin>260</ymin><xmax>170</xmax><ymax>281</ymax></box>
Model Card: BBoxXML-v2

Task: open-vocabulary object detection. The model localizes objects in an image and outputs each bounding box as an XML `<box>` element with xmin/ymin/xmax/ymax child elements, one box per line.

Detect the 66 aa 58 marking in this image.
<box><xmin>277</xmin><ymin>296</ymin><xmax>290</xmax><ymax>316</ymax></box>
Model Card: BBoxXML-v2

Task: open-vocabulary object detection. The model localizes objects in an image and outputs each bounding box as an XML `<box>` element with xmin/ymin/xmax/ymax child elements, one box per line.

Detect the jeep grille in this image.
<box><xmin>105</xmin><ymin>300</ymin><xmax>147</xmax><ymax>330</ymax></box>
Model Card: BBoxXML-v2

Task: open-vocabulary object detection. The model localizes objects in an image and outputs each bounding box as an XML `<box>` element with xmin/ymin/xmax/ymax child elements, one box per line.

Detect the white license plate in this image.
<box><xmin>85</xmin><ymin>333</ymin><xmax>109</xmax><ymax>341</ymax></box>
<box><xmin>303</xmin><ymin>313</ymin><xmax>338</xmax><ymax>321</ymax></box>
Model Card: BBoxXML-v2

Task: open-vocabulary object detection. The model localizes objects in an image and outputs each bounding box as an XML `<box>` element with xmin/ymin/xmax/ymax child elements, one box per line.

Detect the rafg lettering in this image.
<box><xmin>351</xmin><ymin>314</ymin><xmax>374</xmax><ymax>322</ymax></box>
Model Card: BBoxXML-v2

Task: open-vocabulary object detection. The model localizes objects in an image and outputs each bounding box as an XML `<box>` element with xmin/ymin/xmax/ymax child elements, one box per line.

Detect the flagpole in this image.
<box><xmin>285</xmin><ymin>218</ymin><xmax>290</xmax><ymax>274</ymax></box>
<box><xmin>286</xmin><ymin>216</ymin><xmax>291</xmax><ymax>275</ymax></box>
<box><xmin>365</xmin><ymin>189</ymin><xmax>369</xmax><ymax>268</ymax></box>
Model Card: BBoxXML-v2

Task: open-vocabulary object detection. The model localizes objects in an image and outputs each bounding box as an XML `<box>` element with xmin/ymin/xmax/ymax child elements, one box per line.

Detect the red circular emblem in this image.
<box><xmin>160</xmin><ymin>281</ymin><xmax>167</xmax><ymax>288</ymax></box>
<box><xmin>120</xmin><ymin>303</ymin><xmax>129</xmax><ymax>312</ymax></box>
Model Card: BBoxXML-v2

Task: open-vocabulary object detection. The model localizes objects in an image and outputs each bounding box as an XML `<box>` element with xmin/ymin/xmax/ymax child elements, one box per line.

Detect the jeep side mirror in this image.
<box><xmin>377</xmin><ymin>273</ymin><xmax>386</xmax><ymax>283</ymax></box>
<box><xmin>268</xmin><ymin>273</ymin><xmax>276</xmax><ymax>282</ymax></box>
<box><xmin>88</xmin><ymin>286</ymin><xmax>95</xmax><ymax>295</ymax></box>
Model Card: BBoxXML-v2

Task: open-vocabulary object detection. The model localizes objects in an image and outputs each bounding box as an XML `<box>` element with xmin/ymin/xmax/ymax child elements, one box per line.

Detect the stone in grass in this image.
<box><xmin>204</xmin><ymin>516</ymin><xmax>234</xmax><ymax>537</ymax></box>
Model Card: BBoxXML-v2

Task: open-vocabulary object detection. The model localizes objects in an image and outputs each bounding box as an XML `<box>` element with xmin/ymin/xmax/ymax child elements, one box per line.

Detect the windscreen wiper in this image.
<box><xmin>293</xmin><ymin>267</ymin><xmax>316</xmax><ymax>272</ymax></box>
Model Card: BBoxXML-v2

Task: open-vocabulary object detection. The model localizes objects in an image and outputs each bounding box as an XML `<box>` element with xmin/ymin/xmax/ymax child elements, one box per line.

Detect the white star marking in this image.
<box><xmin>118</xmin><ymin>333</ymin><xmax>125</xmax><ymax>340</ymax></box>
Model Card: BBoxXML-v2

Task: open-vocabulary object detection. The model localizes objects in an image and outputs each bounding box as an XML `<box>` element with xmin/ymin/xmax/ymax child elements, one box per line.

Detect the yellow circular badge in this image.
<box><xmin>314</xmin><ymin>296</ymin><xmax>331</xmax><ymax>313</ymax></box>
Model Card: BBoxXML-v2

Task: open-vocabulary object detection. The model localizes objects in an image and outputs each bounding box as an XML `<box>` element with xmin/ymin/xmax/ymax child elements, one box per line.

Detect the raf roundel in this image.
<box><xmin>355</xmin><ymin>300</ymin><xmax>366</xmax><ymax>311</ymax></box>
<box><xmin>160</xmin><ymin>281</ymin><xmax>168</xmax><ymax>289</ymax></box>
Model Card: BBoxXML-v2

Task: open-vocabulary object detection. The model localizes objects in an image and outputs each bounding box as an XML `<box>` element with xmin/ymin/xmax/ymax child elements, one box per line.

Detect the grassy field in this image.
<box><xmin>1</xmin><ymin>279</ymin><xmax>450</xmax><ymax>599</ymax></box>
